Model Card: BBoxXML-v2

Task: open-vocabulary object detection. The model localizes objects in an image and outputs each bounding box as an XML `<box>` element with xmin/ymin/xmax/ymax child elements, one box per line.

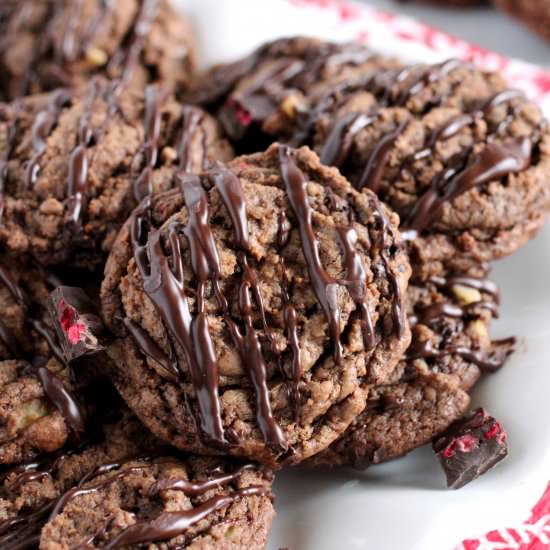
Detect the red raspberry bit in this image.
<box><xmin>455</xmin><ymin>434</ymin><xmax>478</xmax><ymax>453</ymax></box>
<box><xmin>441</xmin><ymin>441</ymin><xmax>457</xmax><ymax>458</ymax></box>
<box><xmin>228</xmin><ymin>98</ymin><xmax>252</xmax><ymax>126</ymax></box>
<box><xmin>58</xmin><ymin>299</ymin><xmax>85</xmax><ymax>344</ymax></box>
<box><xmin>59</xmin><ymin>300</ymin><xmax>76</xmax><ymax>332</ymax></box>
<box><xmin>67</xmin><ymin>323</ymin><xmax>86</xmax><ymax>344</ymax></box>
<box><xmin>483</xmin><ymin>423</ymin><xmax>500</xmax><ymax>440</ymax></box>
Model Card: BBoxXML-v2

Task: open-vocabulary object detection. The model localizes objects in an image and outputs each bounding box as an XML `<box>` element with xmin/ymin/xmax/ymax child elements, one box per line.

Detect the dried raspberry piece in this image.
<box><xmin>48</xmin><ymin>286</ymin><xmax>106</xmax><ymax>363</ymax></box>
<box><xmin>432</xmin><ymin>408</ymin><xmax>508</xmax><ymax>489</ymax></box>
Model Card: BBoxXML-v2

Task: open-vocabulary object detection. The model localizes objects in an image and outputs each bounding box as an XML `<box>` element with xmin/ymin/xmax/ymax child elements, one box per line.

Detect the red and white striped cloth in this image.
<box><xmin>284</xmin><ymin>1</ymin><xmax>550</xmax><ymax>548</ymax></box>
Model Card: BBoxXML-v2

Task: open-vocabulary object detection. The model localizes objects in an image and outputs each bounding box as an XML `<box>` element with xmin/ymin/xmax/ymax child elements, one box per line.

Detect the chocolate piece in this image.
<box><xmin>101</xmin><ymin>143</ymin><xmax>411</xmax><ymax>467</ymax></box>
<box><xmin>0</xmin><ymin>0</ymin><xmax>197</xmax><ymax>101</ymax></box>
<box><xmin>0</xmin><ymin>79</ymin><xmax>232</xmax><ymax>269</ymax></box>
<box><xmin>49</xmin><ymin>286</ymin><xmax>106</xmax><ymax>363</ymax></box>
<box><xmin>433</xmin><ymin>408</ymin><xmax>508</xmax><ymax>489</ymax></box>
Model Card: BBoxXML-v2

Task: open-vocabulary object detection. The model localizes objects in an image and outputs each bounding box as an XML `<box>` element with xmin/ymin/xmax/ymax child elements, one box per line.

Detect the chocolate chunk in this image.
<box><xmin>432</xmin><ymin>408</ymin><xmax>508</xmax><ymax>489</ymax></box>
<box><xmin>49</xmin><ymin>286</ymin><xmax>106</xmax><ymax>363</ymax></box>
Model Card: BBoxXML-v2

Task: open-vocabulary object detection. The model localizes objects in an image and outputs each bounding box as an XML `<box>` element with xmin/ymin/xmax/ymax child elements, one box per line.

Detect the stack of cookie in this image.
<box><xmin>0</xmin><ymin>3</ymin><xmax>547</xmax><ymax>548</ymax></box>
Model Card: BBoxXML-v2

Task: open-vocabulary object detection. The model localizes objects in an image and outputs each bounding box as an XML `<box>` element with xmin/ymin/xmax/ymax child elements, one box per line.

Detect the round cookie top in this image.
<box><xmin>0</xmin><ymin>0</ymin><xmax>197</xmax><ymax>101</ymax></box>
<box><xmin>308</xmin><ymin>59</ymin><xmax>550</xmax><ymax>278</ymax></box>
<box><xmin>101</xmin><ymin>143</ymin><xmax>411</xmax><ymax>467</ymax></box>
<box><xmin>0</xmin><ymin>79</ymin><xmax>233</xmax><ymax>268</ymax></box>
<box><xmin>308</xmin><ymin>271</ymin><xmax>515</xmax><ymax>469</ymax></box>
<box><xmin>186</xmin><ymin>36</ymin><xmax>401</xmax><ymax>147</ymax></box>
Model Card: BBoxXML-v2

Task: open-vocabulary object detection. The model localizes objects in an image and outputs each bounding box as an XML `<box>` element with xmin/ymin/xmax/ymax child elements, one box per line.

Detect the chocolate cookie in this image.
<box><xmin>101</xmin><ymin>143</ymin><xmax>411</xmax><ymax>467</ymax></box>
<box><xmin>307</xmin><ymin>59</ymin><xmax>550</xmax><ymax>279</ymax></box>
<box><xmin>307</xmin><ymin>272</ymin><xmax>514</xmax><ymax>468</ymax></box>
<box><xmin>0</xmin><ymin>409</ymin><xmax>146</xmax><ymax>548</ymax></box>
<box><xmin>40</xmin><ymin>455</ymin><xmax>274</xmax><ymax>549</ymax></box>
<box><xmin>0</xmin><ymin>80</ymin><xmax>233</xmax><ymax>268</ymax></box>
<box><xmin>0</xmin><ymin>406</ymin><xmax>275</xmax><ymax>549</ymax></box>
<box><xmin>186</xmin><ymin>37</ymin><xmax>400</xmax><ymax>150</ymax></box>
<box><xmin>0</xmin><ymin>0</ymin><xmax>197</xmax><ymax>101</ymax></box>
<box><xmin>494</xmin><ymin>0</ymin><xmax>550</xmax><ymax>43</ymax></box>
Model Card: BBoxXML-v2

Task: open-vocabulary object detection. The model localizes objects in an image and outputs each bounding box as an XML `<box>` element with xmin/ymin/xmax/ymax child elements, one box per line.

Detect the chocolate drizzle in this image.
<box><xmin>37</xmin><ymin>367</ymin><xmax>85</xmax><ymax>440</ymax></box>
<box><xmin>207</xmin><ymin>165</ymin><xmax>287</xmax><ymax>451</ymax></box>
<box><xmin>370</xmin><ymin>200</ymin><xmax>406</xmax><ymax>339</ymax></box>
<box><xmin>131</xmin><ymin>198</ymin><xmax>226</xmax><ymax>447</ymax></box>
<box><xmin>25</xmin><ymin>90</ymin><xmax>71</xmax><ymax>188</ymax></box>
<box><xmin>403</xmin><ymin>137</ymin><xmax>533</xmax><ymax>233</ymax></box>
<box><xmin>65</xmin><ymin>81</ymin><xmax>99</xmax><ymax>223</ymax></box>
<box><xmin>430</xmin><ymin>274</ymin><xmax>500</xmax><ymax>304</ymax></box>
<box><xmin>123</xmin><ymin>317</ymin><xmax>178</xmax><ymax>381</ymax></box>
<box><xmin>357</xmin><ymin>120</ymin><xmax>408</xmax><ymax>192</ymax></box>
<box><xmin>118</xmin><ymin>0</ymin><xmax>159</xmax><ymax>86</ymax></box>
<box><xmin>278</xmin><ymin>145</ymin><xmax>343</xmax><ymax>363</ymax></box>
<box><xmin>408</xmin><ymin>338</ymin><xmax>511</xmax><ymax>372</ymax></box>
<box><xmin>337</xmin><ymin>227</ymin><xmax>375</xmax><ymax>350</ymax></box>
<box><xmin>178</xmin><ymin>105</ymin><xmax>206</xmax><ymax>173</ymax></box>
<box><xmin>133</xmin><ymin>86</ymin><xmax>164</xmax><ymax>202</ymax></box>
<box><xmin>320</xmin><ymin>112</ymin><xmax>375</xmax><ymax>168</ymax></box>
<box><xmin>408</xmin><ymin>274</ymin><xmax>513</xmax><ymax>372</ymax></box>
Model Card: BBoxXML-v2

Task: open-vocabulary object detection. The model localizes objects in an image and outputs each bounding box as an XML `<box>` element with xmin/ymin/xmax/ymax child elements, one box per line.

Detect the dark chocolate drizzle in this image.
<box><xmin>118</xmin><ymin>0</ymin><xmax>159</xmax><ymax>86</ymax></box>
<box><xmin>278</xmin><ymin>145</ymin><xmax>343</xmax><ymax>363</ymax></box>
<box><xmin>402</xmin><ymin>137</ymin><xmax>533</xmax><ymax>233</ymax></box>
<box><xmin>37</xmin><ymin>367</ymin><xmax>85</xmax><ymax>439</ymax></box>
<box><xmin>408</xmin><ymin>274</ymin><xmax>513</xmax><ymax>372</ymax></box>
<box><xmin>320</xmin><ymin>112</ymin><xmax>376</xmax><ymax>168</ymax></box>
<box><xmin>133</xmin><ymin>85</ymin><xmax>164</xmax><ymax>202</ymax></box>
<box><xmin>122</xmin><ymin>317</ymin><xmax>178</xmax><ymax>381</ymax></box>
<box><xmin>65</xmin><ymin>81</ymin><xmax>99</xmax><ymax>223</ymax></box>
<box><xmin>25</xmin><ymin>90</ymin><xmax>71</xmax><ymax>188</ymax></box>
<box><xmin>370</xmin><ymin>200</ymin><xmax>406</xmax><ymax>339</ymax></box>
<box><xmin>337</xmin><ymin>227</ymin><xmax>375</xmax><ymax>350</ymax></box>
<box><xmin>408</xmin><ymin>338</ymin><xmax>511</xmax><ymax>372</ymax></box>
<box><xmin>177</xmin><ymin>105</ymin><xmax>206</xmax><ymax>173</ymax></box>
<box><xmin>430</xmin><ymin>274</ymin><xmax>500</xmax><ymax>304</ymax></box>
<box><xmin>103</xmin><ymin>486</ymin><xmax>266</xmax><ymax>549</ymax></box>
<box><xmin>131</xmin><ymin>198</ymin><xmax>226</xmax><ymax>447</ymax></box>
<box><xmin>357</xmin><ymin>120</ymin><xmax>408</xmax><ymax>192</ymax></box>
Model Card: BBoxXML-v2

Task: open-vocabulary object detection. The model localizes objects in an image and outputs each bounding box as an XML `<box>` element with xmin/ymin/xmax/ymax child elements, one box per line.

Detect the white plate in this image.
<box><xmin>173</xmin><ymin>1</ymin><xmax>550</xmax><ymax>547</ymax></box>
